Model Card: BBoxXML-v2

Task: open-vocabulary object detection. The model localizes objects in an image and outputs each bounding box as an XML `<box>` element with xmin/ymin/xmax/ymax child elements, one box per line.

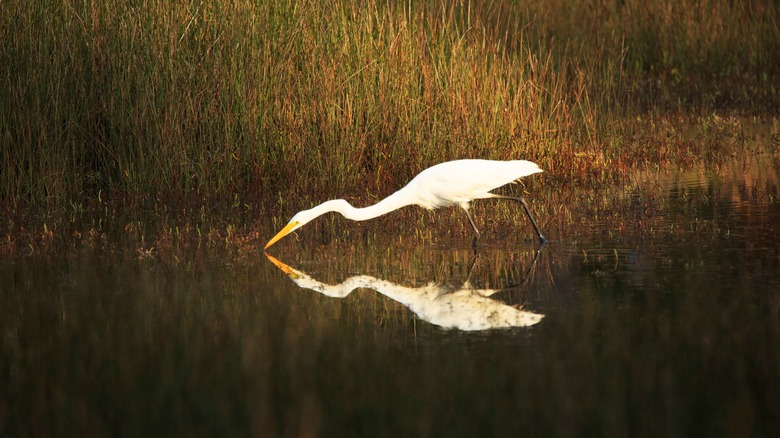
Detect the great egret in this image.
<box><xmin>266</xmin><ymin>253</ymin><xmax>544</xmax><ymax>331</ymax></box>
<box><xmin>265</xmin><ymin>159</ymin><xmax>546</xmax><ymax>249</ymax></box>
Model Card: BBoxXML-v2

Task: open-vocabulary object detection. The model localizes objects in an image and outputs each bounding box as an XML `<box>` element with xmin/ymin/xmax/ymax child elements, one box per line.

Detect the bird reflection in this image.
<box><xmin>266</xmin><ymin>253</ymin><xmax>544</xmax><ymax>331</ymax></box>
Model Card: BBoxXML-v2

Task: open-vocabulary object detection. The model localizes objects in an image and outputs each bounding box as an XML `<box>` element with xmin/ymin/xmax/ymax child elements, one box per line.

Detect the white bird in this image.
<box><xmin>265</xmin><ymin>159</ymin><xmax>546</xmax><ymax>249</ymax></box>
<box><xmin>265</xmin><ymin>254</ymin><xmax>544</xmax><ymax>331</ymax></box>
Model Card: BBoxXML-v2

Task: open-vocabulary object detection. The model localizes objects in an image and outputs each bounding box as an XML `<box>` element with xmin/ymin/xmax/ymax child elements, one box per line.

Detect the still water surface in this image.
<box><xmin>3</xmin><ymin>142</ymin><xmax>780</xmax><ymax>436</ymax></box>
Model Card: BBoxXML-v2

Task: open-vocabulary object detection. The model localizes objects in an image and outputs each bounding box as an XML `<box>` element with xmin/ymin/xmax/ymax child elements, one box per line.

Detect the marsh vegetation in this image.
<box><xmin>1</xmin><ymin>0</ymin><xmax>777</xmax><ymax>230</ymax></box>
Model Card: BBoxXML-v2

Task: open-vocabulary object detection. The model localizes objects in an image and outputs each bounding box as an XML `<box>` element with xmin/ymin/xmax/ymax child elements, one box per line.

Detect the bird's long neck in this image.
<box><xmin>317</xmin><ymin>189</ymin><xmax>416</xmax><ymax>222</ymax></box>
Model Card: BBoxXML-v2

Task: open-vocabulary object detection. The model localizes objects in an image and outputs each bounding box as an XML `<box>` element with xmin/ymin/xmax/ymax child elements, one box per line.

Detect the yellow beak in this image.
<box><xmin>264</xmin><ymin>253</ymin><xmax>301</xmax><ymax>278</ymax></box>
<box><xmin>264</xmin><ymin>221</ymin><xmax>299</xmax><ymax>250</ymax></box>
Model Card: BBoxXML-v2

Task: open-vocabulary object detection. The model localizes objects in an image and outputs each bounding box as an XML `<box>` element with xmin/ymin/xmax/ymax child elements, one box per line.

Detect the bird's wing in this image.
<box><xmin>408</xmin><ymin>160</ymin><xmax>541</xmax><ymax>207</ymax></box>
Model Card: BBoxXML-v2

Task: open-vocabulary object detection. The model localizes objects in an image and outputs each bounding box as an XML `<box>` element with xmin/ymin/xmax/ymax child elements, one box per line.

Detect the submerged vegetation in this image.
<box><xmin>1</xmin><ymin>0</ymin><xmax>778</xmax><ymax>245</ymax></box>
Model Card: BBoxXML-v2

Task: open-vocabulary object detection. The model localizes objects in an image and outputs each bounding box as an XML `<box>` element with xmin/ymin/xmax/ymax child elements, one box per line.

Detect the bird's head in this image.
<box><xmin>264</xmin><ymin>209</ymin><xmax>319</xmax><ymax>250</ymax></box>
<box><xmin>265</xmin><ymin>200</ymin><xmax>352</xmax><ymax>250</ymax></box>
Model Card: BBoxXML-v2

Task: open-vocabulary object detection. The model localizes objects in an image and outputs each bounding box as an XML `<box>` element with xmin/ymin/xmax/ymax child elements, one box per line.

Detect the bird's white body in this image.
<box><xmin>396</xmin><ymin>159</ymin><xmax>542</xmax><ymax>210</ymax></box>
<box><xmin>266</xmin><ymin>254</ymin><xmax>544</xmax><ymax>331</ymax></box>
<box><xmin>265</xmin><ymin>159</ymin><xmax>545</xmax><ymax>249</ymax></box>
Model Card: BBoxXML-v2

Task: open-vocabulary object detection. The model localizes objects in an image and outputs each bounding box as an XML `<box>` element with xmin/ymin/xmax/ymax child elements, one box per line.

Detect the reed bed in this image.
<box><xmin>1</xmin><ymin>0</ymin><xmax>778</xmax><ymax>215</ymax></box>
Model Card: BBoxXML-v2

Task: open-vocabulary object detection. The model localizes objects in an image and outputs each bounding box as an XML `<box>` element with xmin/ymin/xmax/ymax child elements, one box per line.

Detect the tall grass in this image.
<box><xmin>1</xmin><ymin>0</ymin><xmax>777</xmax><ymax>213</ymax></box>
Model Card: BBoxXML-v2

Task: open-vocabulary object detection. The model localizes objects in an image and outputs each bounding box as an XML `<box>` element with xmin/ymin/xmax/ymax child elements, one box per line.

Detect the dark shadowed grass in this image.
<box><xmin>3</xmin><ymin>115</ymin><xmax>773</xmax><ymax>260</ymax></box>
<box><xmin>1</xmin><ymin>0</ymin><xmax>778</xmax><ymax>218</ymax></box>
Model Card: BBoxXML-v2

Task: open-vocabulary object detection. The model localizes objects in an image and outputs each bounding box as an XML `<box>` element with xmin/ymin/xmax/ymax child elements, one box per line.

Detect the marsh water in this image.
<box><xmin>4</xmin><ymin>132</ymin><xmax>780</xmax><ymax>436</ymax></box>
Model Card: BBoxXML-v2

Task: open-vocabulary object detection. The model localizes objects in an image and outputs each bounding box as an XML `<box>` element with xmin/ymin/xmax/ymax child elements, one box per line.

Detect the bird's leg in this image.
<box><xmin>495</xmin><ymin>195</ymin><xmax>547</xmax><ymax>245</ymax></box>
<box><xmin>521</xmin><ymin>245</ymin><xmax>543</xmax><ymax>286</ymax></box>
<box><xmin>465</xmin><ymin>252</ymin><xmax>480</xmax><ymax>283</ymax></box>
<box><xmin>462</xmin><ymin>208</ymin><xmax>481</xmax><ymax>252</ymax></box>
<box><xmin>501</xmin><ymin>244</ymin><xmax>546</xmax><ymax>290</ymax></box>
